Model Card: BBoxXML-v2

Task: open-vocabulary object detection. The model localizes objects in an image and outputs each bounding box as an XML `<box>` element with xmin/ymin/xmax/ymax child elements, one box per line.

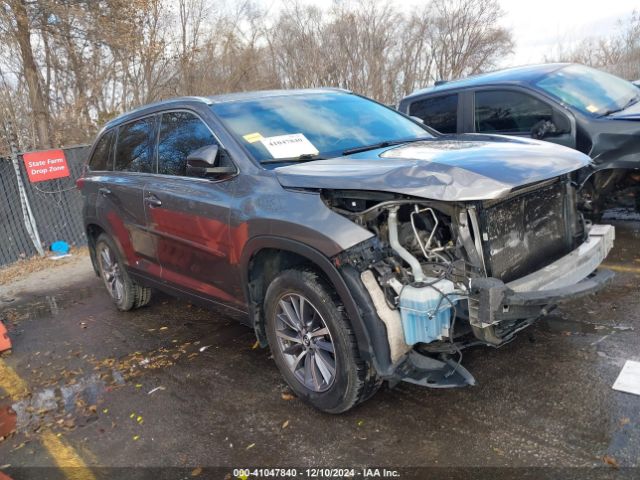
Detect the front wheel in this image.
<box><xmin>264</xmin><ymin>268</ymin><xmax>380</xmax><ymax>413</ymax></box>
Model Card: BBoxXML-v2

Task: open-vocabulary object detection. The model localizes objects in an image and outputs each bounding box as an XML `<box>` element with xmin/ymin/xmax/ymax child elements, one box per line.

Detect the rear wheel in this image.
<box><xmin>95</xmin><ymin>233</ymin><xmax>152</xmax><ymax>311</ymax></box>
<box><xmin>264</xmin><ymin>268</ymin><xmax>380</xmax><ymax>413</ymax></box>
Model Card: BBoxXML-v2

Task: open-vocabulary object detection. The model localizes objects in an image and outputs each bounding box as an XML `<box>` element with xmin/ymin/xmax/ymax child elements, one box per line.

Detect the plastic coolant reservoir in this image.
<box><xmin>399</xmin><ymin>278</ymin><xmax>457</xmax><ymax>345</ymax></box>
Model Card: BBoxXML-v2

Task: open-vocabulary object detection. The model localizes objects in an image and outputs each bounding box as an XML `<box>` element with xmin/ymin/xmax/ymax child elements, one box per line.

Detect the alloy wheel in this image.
<box><xmin>97</xmin><ymin>243</ymin><xmax>124</xmax><ymax>303</ymax></box>
<box><xmin>274</xmin><ymin>293</ymin><xmax>337</xmax><ymax>392</ymax></box>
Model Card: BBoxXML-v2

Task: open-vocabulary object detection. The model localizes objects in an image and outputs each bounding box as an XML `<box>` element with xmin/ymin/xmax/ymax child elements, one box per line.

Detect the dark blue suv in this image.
<box><xmin>399</xmin><ymin>64</ymin><xmax>640</xmax><ymax>218</ymax></box>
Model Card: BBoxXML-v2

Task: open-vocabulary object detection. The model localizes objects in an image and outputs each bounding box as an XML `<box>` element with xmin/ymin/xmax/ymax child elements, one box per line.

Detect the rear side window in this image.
<box><xmin>408</xmin><ymin>94</ymin><xmax>458</xmax><ymax>133</ymax></box>
<box><xmin>115</xmin><ymin>117</ymin><xmax>156</xmax><ymax>173</ymax></box>
<box><xmin>89</xmin><ymin>130</ymin><xmax>114</xmax><ymax>171</ymax></box>
<box><xmin>475</xmin><ymin>90</ymin><xmax>553</xmax><ymax>134</ymax></box>
<box><xmin>157</xmin><ymin>111</ymin><xmax>218</xmax><ymax>176</ymax></box>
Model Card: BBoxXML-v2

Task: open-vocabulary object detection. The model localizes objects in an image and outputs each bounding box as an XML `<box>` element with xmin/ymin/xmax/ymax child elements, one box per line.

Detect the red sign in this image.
<box><xmin>22</xmin><ymin>149</ymin><xmax>70</xmax><ymax>183</ymax></box>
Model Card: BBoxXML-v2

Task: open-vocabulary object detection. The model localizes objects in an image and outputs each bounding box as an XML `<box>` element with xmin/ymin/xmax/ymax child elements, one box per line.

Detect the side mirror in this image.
<box><xmin>186</xmin><ymin>145</ymin><xmax>235</xmax><ymax>177</ymax></box>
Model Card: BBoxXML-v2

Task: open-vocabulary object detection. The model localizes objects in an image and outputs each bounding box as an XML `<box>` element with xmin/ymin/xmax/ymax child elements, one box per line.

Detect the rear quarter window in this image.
<box><xmin>408</xmin><ymin>94</ymin><xmax>458</xmax><ymax>134</ymax></box>
<box><xmin>89</xmin><ymin>130</ymin><xmax>114</xmax><ymax>171</ymax></box>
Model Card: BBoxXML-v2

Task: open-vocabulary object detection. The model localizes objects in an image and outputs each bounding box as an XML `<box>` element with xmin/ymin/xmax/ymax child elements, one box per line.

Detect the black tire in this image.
<box><xmin>264</xmin><ymin>268</ymin><xmax>380</xmax><ymax>413</ymax></box>
<box><xmin>95</xmin><ymin>233</ymin><xmax>152</xmax><ymax>311</ymax></box>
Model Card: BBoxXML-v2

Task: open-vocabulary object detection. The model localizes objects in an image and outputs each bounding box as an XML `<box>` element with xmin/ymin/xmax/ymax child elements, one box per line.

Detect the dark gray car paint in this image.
<box><xmin>81</xmin><ymin>90</ymin><xmax>594</xmax><ymax>381</ymax></box>
<box><xmin>275</xmin><ymin>135</ymin><xmax>589</xmax><ymax>201</ymax></box>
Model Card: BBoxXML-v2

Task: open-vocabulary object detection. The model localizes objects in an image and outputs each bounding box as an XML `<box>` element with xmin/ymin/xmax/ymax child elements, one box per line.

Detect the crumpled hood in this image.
<box><xmin>274</xmin><ymin>135</ymin><xmax>590</xmax><ymax>201</ymax></box>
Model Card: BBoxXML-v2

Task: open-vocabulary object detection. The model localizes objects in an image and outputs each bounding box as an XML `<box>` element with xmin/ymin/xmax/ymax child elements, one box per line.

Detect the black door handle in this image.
<box><xmin>98</xmin><ymin>187</ymin><xmax>111</xmax><ymax>196</ymax></box>
<box><xmin>145</xmin><ymin>195</ymin><xmax>162</xmax><ymax>207</ymax></box>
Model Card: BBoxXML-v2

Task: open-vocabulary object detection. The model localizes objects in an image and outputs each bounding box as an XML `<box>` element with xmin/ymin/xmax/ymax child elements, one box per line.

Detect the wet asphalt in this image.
<box><xmin>0</xmin><ymin>218</ymin><xmax>639</xmax><ymax>478</ymax></box>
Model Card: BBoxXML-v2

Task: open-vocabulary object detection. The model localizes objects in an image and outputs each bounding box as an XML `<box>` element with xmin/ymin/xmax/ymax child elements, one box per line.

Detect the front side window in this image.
<box><xmin>89</xmin><ymin>130</ymin><xmax>114</xmax><ymax>171</ymax></box>
<box><xmin>211</xmin><ymin>92</ymin><xmax>431</xmax><ymax>165</ymax></box>
<box><xmin>535</xmin><ymin>64</ymin><xmax>640</xmax><ymax>116</ymax></box>
<box><xmin>408</xmin><ymin>94</ymin><xmax>458</xmax><ymax>133</ymax></box>
<box><xmin>115</xmin><ymin>117</ymin><xmax>156</xmax><ymax>173</ymax></box>
<box><xmin>157</xmin><ymin>111</ymin><xmax>218</xmax><ymax>176</ymax></box>
<box><xmin>475</xmin><ymin>90</ymin><xmax>553</xmax><ymax>134</ymax></box>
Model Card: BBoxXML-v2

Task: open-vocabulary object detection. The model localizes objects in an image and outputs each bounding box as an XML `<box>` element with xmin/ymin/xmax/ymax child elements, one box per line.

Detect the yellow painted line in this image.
<box><xmin>0</xmin><ymin>360</ymin><xmax>29</xmax><ymax>398</ymax></box>
<box><xmin>0</xmin><ymin>360</ymin><xmax>96</xmax><ymax>480</ymax></box>
<box><xmin>41</xmin><ymin>431</ymin><xmax>96</xmax><ymax>478</ymax></box>
<box><xmin>601</xmin><ymin>263</ymin><xmax>640</xmax><ymax>274</ymax></box>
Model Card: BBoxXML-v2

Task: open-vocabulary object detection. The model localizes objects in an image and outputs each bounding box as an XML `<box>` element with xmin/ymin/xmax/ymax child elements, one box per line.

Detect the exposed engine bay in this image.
<box><xmin>322</xmin><ymin>176</ymin><xmax>605</xmax><ymax>387</ymax></box>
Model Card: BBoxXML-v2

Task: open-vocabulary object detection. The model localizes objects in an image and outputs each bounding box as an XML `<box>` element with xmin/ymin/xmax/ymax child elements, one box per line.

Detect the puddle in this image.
<box><xmin>0</xmin><ymin>286</ymin><xmax>96</xmax><ymax>324</ymax></box>
<box><xmin>4</xmin><ymin>370</ymin><xmax>124</xmax><ymax>436</ymax></box>
<box><xmin>540</xmin><ymin>316</ymin><xmax>633</xmax><ymax>335</ymax></box>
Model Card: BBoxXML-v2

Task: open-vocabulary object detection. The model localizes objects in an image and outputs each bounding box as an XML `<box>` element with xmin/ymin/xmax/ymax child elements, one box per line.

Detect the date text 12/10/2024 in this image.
<box><xmin>232</xmin><ymin>468</ymin><xmax>401</xmax><ymax>479</ymax></box>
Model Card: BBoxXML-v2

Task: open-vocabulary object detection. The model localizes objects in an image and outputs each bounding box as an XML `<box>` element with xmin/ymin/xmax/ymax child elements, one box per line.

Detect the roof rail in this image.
<box><xmin>104</xmin><ymin>96</ymin><xmax>214</xmax><ymax>128</ymax></box>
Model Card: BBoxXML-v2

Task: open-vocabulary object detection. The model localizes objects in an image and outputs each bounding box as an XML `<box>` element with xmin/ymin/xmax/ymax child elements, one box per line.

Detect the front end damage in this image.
<box><xmin>325</xmin><ymin>176</ymin><xmax>615</xmax><ymax>388</ymax></box>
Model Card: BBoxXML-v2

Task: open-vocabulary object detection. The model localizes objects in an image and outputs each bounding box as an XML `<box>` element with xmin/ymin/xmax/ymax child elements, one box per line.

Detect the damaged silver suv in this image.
<box><xmin>80</xmin><ymin>89</ymin><xmax>615</xmax><ymax>413</ymax></box>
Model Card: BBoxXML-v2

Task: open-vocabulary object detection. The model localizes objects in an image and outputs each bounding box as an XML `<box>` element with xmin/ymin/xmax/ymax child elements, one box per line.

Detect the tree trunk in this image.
<box><xmin>11</xmin><ymin>0</ymin><xmax>51</xmax><ymax>149</ymax></box>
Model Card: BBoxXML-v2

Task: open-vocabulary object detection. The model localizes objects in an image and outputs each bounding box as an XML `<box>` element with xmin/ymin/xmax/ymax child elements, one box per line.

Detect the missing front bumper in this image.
<box><xmin>468</xmin><ymin>224</ymin><xmax>615</xmax><ymax>343</ymax></box>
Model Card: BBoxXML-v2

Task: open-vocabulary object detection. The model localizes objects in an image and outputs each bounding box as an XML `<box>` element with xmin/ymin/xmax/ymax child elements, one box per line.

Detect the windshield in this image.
<box><xmin>211</xmin><ymin>92</ymin><xmax>431</xmax><ymax>164</ymax></box>
<box><xmin>535</xmin><ymin>64</ymin><xmax>640</xmax><ymax>116</ymax></box>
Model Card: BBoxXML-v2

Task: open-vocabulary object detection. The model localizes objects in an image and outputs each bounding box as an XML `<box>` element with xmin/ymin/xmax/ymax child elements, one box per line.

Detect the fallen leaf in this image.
<box><xmin>251</xmin><ymin>340</ymin><xmax>260</xmax><ymax>350</ymax></box>
<box><xmin>619</xmin><ymin>417</ymin><xmax>631</xmax><ymax>426</ymax></box>
<box><xmin>132</xmin><ymin>435</ymin><xmax>140</xmax><ymax>441</ymax></box>
<box><xmin>130</xmin><ymin>413</ymin><xmax>135</xmax><ymax>419</ymax></box>
<box><xmin>282</xmin><ymin>420</ymin><xmax>289</xmax><ymax>429</ymax></box>
<box><xmin>246</xmin><ymin>443</ymin><xmax>255</xmax><ymax>450</ymax></box>
<box><xmin>603</xmin><ymin>455</ymin><xmax>619</xmax><ymax>469</ymax></box>
<box><xmin>281</xmin><ymin>393</ymin><xmax>294</xmax><ymax>401</ymax></box>
<box><xmin>88</xmin><ymin>405</ymin><xmax>97</xmax><ymax>413</ymax></box>
<box><xmin>357</xmin><ymin>420</ymin><xmax>364</xmax><ymax>427</ymax></box>
<box><xmin>102</xmin><ymin>409</ymin><xmax>109</xmax><ymax>414</ymax></box>
<box><xmin>159</xmin><ymin>327</ymin><xmax>168</xmax><ymax>331</ymax></box>
<box><xmin>191</xmin><ymin>467</ymin><xmax>203</xmax><ymax>477</ymax></box>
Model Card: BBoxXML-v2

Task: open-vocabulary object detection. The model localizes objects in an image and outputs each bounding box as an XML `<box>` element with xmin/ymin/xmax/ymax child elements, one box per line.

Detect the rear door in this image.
<box><xmin>472</xmin><ymin>88</ymin><xmax>576</xmax><ymax>148</ymax></box>
<box><xmin>143</xmin><ymin>110</ymin><xmax>242</xmax><ymax>308</ymax></box>
<box><xmin>85</xmin><ymin>128</ymin><xmax>116</xmax><ymax>222</ymax></box>
<box><xmin>99</xmin><ymin>115</ymin><xmax>160</xmax><ymax>276</ymax></box>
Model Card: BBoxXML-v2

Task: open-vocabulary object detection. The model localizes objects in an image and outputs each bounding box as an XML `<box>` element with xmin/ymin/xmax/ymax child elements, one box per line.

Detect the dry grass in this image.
<box><xmin>0</xmin><ymin>247</ymin><xmax>89</xmax><ymax>286</ymax></box>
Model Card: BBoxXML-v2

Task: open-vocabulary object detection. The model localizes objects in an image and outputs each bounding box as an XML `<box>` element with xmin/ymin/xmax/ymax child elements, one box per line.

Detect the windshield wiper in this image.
<box><xmin>341</xmin><ymin>137</ymin><xmax>429</xmax><ymax>156</ymax></box>
<box><xmin>599</xmin><ymin>96</ymin><xmax>640</xmax><ymax>117</ymax></box>
<box><xmin>261</xmin><ymin>153</ymin><xmax>326</xmax><ymax>164</ymax></box>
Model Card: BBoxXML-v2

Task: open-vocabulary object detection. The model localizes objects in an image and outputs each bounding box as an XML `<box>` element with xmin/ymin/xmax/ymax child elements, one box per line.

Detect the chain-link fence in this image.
<box><xmin>0</xmin><ymin>145</ymin><xmax>89</xmax><ymax>267</ymax></box>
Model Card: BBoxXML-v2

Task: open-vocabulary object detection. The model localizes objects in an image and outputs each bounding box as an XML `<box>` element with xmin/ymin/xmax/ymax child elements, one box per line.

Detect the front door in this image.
<box><xmin>142</xmin><ymin>110</ymin><xmax>242</xmax><ymax>308</ymax></box>
<box><xmin>472</xmin><ymin>88</ymin><xmax>576</xmax><ymax>149</ymax></box>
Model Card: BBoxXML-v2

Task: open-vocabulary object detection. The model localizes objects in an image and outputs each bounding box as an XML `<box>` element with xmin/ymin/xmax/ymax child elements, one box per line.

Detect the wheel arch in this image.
<box><xmin>241</xmin><ymin>236</ymin><xmax>376</xmax><ymax>364</ymax></box>
<box><xmin>86</xmin><ymin>222</ymin><xmax>107</xmax><ymax>276</ymax></box>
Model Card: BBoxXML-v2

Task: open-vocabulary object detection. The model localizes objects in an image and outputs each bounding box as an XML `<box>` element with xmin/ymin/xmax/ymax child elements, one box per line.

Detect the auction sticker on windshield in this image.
<box><xmin>261</xmin><ymin>133</ymin><xmax>319</xmax><ymax>159</ymax></box>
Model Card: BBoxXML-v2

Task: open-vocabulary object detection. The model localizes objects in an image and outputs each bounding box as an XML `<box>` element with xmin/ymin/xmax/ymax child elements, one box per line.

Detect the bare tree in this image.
<box><xmin>427</xmin><ymin>0</ymin><xmax>513</xmax><ymax>82</ymax></box>
<box><xmin>1</xmin><ymin>0</ymin><xmax>51</xmax><ymax>148</ymax></box>
<box><xmin>546</xmin><ymin>11</ymin><xmax>640</xmax><ymax>80</ymax></box>
<box><xmin>0</xmin><ymin>0</ymin><xmax>516</xmax><ymax>150</ymax></box>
